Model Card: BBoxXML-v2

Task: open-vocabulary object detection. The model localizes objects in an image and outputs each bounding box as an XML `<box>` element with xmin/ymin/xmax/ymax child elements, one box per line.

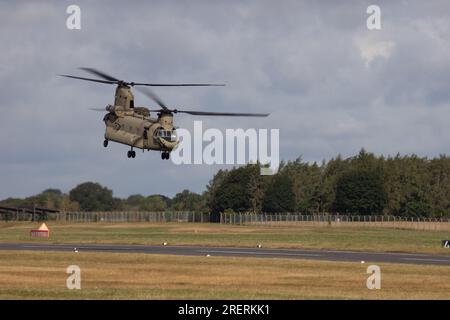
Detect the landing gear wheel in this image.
<box><xmin>103</xmin><ymin>140</ymin><xmax>108</xmax><ymax>148</ymax></box>
<box><xmin>161</xmin><ymin>152</ymin><xmax>170</xmax><ymax>160</ymax></box>
<box><xmin>127</xmin><ymin>150</ymin><xmax>132</xmax><ymax>158</ymax></box>
<box><xmin>131</xmin><ymin>151</ymin><xmax>136</xmax><ymax>158</ymax></box>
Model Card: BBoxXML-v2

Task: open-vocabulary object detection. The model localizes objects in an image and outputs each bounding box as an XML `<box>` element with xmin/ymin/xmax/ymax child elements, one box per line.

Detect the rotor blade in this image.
<box><xmin>176</xmin><ymin>110</ymin><xmax>269</xmax><ymax>117</ymax></box>
<box><xmin>75</xmin><ymin>67</ymin><xmax>226</xmax><ymax>86</ymax></box>
<box><xmin>59</xmin><ymin>74</ymin><xmax>116</xmax><ymax>84</ymax></box>
<box><xmin>136</xmin><ymin>87</ymin><xmax>168</xmax><ymax>110</ymax></box>
<box><xmin>79</xmin><ymin>67</ymin><xmax>120</xmax><ymax>82</ymax></box>
<box><xmin>133</xmin><ymin>83</ymin><xmax>226</xmax><ymax>87</ymax></box>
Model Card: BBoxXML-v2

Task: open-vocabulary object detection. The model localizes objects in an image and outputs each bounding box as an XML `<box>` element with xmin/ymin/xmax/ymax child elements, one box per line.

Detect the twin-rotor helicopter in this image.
<box><xmin>60</xmin><ymin>68</ymin><xmax>269</xmax><ymax>160</ymax></box>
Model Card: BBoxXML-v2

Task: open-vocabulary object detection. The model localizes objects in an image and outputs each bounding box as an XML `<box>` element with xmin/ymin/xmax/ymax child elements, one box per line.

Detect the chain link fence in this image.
<box><xmin>3</xmin><ymin>210</ymin><xmax>450</xmax><ymax>231</ymax></box>
<box><xmin>60</xmin><ymin>211</ymin><xmax>211</xmax><ymax>223</ymax></box>
<box><xmin>219</xmin><ymin>212</ymin><xmax>450</xmax><ymax>231</ymax></box>
<box><xmin>0</xmin><ymin>211</ymin><xmax>211</xmax><ymax>223</ymax></box>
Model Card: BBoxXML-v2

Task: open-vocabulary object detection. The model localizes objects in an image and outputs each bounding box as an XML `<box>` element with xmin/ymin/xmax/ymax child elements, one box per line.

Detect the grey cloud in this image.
<box><xmin>1</xmin><ymin>1</ymin><xmax>450</xmax><ymax>199</ymax></box>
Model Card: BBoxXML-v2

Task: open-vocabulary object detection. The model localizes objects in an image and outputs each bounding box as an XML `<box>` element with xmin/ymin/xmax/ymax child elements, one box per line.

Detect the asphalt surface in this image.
<box><xmin>1</xmin><ymin>242</ymin><xmax>450</xmax><ymax>266</ymax></box>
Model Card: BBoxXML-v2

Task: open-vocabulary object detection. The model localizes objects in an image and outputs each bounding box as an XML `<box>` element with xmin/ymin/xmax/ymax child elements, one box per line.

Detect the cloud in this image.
<box><xmin>1</xmin><ymin>1</ymin><xmax>450</xmax><ymax>199</ymax></box>
<box><xmin>355</xmin><ymin>37</ymin><xmax>395</xmax><ymax>67</ymax></box>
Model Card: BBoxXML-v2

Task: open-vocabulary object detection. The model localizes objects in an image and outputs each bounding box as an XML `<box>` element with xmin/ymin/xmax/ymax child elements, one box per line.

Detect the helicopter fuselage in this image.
<box><xmin>103</xmin><ymin>109</ymin><xmax>179</xmax><ymax>152</ymax></box>
<box><xmin>101</xmin><ymin>85</ymin><xmax>178</xmax><ymax>159</ymax></box>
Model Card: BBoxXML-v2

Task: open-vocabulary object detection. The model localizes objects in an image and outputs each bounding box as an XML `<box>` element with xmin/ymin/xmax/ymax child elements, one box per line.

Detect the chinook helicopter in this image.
<box><xmin>60</xmin><ymin>68</ymin><xmax>269</xmax><ymax>160</ymax></box>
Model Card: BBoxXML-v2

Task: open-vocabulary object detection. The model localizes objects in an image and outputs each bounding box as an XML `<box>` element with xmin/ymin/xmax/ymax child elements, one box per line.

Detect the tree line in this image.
<box><xmin>0</xmin><ymin>186</ymin><xmax>205</xmax><ymax>214</ymax></box>
<box><xmin>2</xmin><ymin>149</ymin><xmax>450</xmax><ymax>218</ymax></box>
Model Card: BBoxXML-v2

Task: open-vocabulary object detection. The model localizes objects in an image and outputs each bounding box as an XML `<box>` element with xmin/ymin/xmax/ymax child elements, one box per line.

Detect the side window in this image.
<box><xmin>130</xmin><ymin>99</ymin><xmax>134</xmax><ymax>108</ymax></box>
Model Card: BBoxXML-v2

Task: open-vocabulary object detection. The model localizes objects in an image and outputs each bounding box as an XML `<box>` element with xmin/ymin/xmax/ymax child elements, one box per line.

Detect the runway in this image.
<box><xmin>0</xmin><ymin>242</ymin><xmax>449</xmax><ymax>266</ymax></box>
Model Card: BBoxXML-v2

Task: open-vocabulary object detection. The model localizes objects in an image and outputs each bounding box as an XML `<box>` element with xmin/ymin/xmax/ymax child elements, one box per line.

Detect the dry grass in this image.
<box><xmin>0</xmin><ymin>250</ymin><xmax>449</xmax><ymax>299</ymax></box>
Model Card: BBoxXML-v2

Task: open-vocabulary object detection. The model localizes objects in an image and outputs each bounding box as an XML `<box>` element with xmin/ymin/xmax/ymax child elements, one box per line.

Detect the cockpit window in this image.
<box><xmin>157</xmin><ymin>129</ymin><xmax>177</xmax><ymax>142</ymax></box>
<box><xmin>130</xmin><ymin>99</ymin><xmax>134</xmax><ymax>108</ymax></box>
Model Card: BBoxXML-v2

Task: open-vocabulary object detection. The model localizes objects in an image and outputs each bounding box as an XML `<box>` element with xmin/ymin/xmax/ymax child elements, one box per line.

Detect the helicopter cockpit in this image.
<box><xmin>156</xmin><ymin>128</ymin><xmax>177</xmax><ymax>142</ymax></box>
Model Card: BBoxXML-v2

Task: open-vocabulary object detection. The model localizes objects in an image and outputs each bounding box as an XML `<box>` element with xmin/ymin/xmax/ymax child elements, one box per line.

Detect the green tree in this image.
<box><xmin>281</xmin><ymin>157</ymin><xmax>323</xmax><ymax>213</ymax></box>
<box><xmin>171</xmin><ymin>190</ymin><xmax>206</xmax><ymax>212</ymax></box>
<box><xmin>210</xmin><ymin>164</ymin><xmax>261</xmax><ymax>214</ymax></box>
<box><xmin>399</xmin><ymin>189</ymin><xmax>431</xmax><ymax>217</ymax></box>
<box><xmin>124</xmin><ymin>194</ymin><xmax>146</xmax><ymax>210</ymax></box>
<box><xmin>262</xmin><ymin>173</ymin><xmax>296</xmax><ymax>212</ymax></box>
<box><xmin>140</xmin><ymin>195</ymin><xmax>167</xmax><ymax>211</ymax></box>
<box><xmin>318</xmin><ymin>155</ymin><xmax>348</xmax><ymax>213</ymax></box>
<box><xmin>69</xmin><ymin>182</ymin><xmax>114</xmax><ymax>211</ymax></box>
<box><xmin>204</xmin><ymin>169</ymin><xmax>228</xmax><ymax>211</ymax></box>
<box><xmin>334</xmin><ymin>167</ymin><xmax>387</xmax><ymax>214</ymax></box>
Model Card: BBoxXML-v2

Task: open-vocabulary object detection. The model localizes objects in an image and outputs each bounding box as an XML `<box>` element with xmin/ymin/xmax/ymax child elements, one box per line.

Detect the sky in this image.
<box><xmin>1</xmin><ymin>0</ymin><xmax>450</xmax><ymax>199</ymax></box>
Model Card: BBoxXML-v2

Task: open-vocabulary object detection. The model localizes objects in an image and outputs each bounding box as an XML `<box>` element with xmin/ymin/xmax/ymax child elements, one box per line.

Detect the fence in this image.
<box><xmin>0</xmin><ymin>211</ymin><xmax>211</xmax><ymax>223</ymax></box>
<box><xmin>219</xmin><ymin>213</ymin><xmax>450</xmax><ymax>231</ymax></box>
<box><xmin>2</xmin><ymin>211</ymin><xmax>450</xmax><ymax>231</ymax></box>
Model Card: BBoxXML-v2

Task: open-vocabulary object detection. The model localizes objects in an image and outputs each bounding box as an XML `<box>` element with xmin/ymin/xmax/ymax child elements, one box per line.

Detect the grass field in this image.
<box><xmin>1</xmin><ymin>222</ymin><xmax>449</xmax><ymax>299</ymax></box>
<box><xmin>0</xmin><ymin>250</ymin><xmax>449</xmax><ymax>299</ymax></box>
<box><xmin>0</xmin><ymin>222</ymin><xmax>449</xmax><ymax>254</ymax></box>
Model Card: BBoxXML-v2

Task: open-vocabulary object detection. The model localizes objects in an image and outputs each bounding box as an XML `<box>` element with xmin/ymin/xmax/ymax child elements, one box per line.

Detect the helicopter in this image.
<box><xmin>60</xmin><ymin>68</ymin><xmax>269</xmax><ymax>160</ymax></box>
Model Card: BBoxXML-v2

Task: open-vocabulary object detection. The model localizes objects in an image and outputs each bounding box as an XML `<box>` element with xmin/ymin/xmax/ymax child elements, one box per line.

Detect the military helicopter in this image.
<box><xmin>60</xmin><ymin>68</ymin><xmax>269</xmax><ymax>160</ymax></box>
